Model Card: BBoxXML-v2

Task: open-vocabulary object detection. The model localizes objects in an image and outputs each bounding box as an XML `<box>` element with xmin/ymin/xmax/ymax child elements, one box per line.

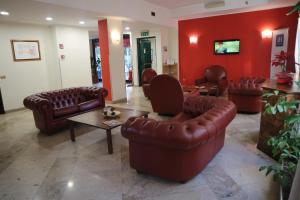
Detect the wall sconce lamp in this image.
<box><xmin>111</xmin><ymin>30</ymin><xmax>121</xmax><ymax>44</ymax></box>
<box><xmin>189</xmin><ymin>36</ymin><xmax>198</xmax><ymax>44</ymax></box>
<box><xmin>261</xmin><ymin>29</ymin><xmax>273</xmax><ymax>39</ymax></box>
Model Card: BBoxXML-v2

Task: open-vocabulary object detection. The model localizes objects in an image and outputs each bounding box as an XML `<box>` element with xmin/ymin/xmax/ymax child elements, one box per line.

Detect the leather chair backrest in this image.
<box><xmin>39</xmin><ymin>88</ymin><xmax>85</xmax><ymax>109</ymax></box>
<box><xmin>150</xmin><ymin>74</ymin><xmax>184</xmax><ymax>115</ymax></box>
<box><xmin>205</xmin><ymin>65</ymin><xmax>227</xmax><ymax>83</ymax></box>
<box><xmin>142</xmin><ymin>68</ymin><xmax>157</xmax><ymax>84</ymax></box>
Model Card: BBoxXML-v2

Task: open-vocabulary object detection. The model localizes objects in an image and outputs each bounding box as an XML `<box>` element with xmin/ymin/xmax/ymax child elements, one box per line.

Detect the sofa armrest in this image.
<box><xmin>79</xmin><ymin>87</ymin><xmax>108</xmax><ymax>106</ymax></box>
<box><xmin>195</xmin><ymin>77</ymin><xmax>207</xmax><ymax>86</ymax></box>
<box><xmin>23</xmin><ymin>95</ymin><xmax>52</xmax><ymax>113</ymax></box>
<box><xmin>121</xmin><ymin>117</ymin><xmax>210</xmax><ymax>150</ymax></box>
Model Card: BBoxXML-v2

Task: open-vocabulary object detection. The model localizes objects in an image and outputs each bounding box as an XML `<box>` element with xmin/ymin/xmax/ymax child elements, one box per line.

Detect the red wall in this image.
<box><xmin>179</xmin><ymin>7</ymin><xmax>298</xmax><ymax>85</ymax></box>
<box><xmin>98</xmin><ymin>19</ymin><xmax>112</xmax><ymax>101</ymax></box>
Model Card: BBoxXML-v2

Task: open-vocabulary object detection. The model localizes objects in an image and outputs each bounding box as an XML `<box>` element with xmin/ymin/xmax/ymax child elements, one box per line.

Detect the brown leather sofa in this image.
<box><xmin>141</xmin><ymin>68</ymin><xmax>157</xmax><ymax>98</ymax></box>
<box><xmin>195</xmin><ymin>65</ymin><xmax>228</xmax><ymax>96</ymax></box>
<box><xmin>228</xmin><ymin>80</ymin><xmax>264</xmax><ymax>113</ymax></box>
<box><xmin>240</xmin><ymin>77</ymin><xmax>266</xmax><ymax>84</ymax></box>
<box><xmin>150</xmin><ymin>74</ymin><xmax>184</xmax><ymax>116</ymax></box>
<box><xmin>24</xmin><ymin>87</ymin><xmax>108</xmax><ymax>134</ymax></box>
<box><xmin>121</xmin><ymin>95</ymin><xmax>236</xmax><ymax>182</ymax></box>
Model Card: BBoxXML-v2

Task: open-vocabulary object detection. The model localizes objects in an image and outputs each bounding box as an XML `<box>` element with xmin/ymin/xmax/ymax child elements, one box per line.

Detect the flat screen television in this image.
<box><xmin>214</xmin><ymin>39</ymin><xmax>240</xmax><ymax>55</ymax></box>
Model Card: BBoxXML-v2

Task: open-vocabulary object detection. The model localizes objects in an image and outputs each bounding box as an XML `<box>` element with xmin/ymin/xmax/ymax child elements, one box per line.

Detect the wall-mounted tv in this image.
<box><xmin>214</xmin><ymin>39</ymin><xmax>240</xmax><ymax>55</ymax></box>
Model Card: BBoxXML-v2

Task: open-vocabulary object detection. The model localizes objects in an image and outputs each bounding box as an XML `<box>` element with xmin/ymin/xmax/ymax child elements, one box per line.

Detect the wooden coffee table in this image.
<box><xmin>67</xmin><ymin>107</ymin><xmax>149</xmax><ymax>154</ymax></box>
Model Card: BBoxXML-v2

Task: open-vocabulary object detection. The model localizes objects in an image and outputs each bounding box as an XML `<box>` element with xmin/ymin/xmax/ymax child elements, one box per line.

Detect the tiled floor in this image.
<box><xmin>0</xmin><ymin>86</ymin><xmax>279</xmax><ymax>200</ymax></box>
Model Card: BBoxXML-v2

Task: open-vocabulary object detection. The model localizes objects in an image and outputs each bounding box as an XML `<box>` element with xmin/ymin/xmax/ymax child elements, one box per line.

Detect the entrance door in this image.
<box><xmin>137</xmin><ymin>37</ymin><xmax>154</xmax><ymax>86</ymax></box>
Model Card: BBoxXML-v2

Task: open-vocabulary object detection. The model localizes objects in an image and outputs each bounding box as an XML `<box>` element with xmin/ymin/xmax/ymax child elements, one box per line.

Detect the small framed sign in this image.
<box><xmin>275</xmin><ymin>34</ymin><xmax>284</xmax><ymax>47</ymax></box>
<box><xmin>11</xmin><ymin>40</ymin><xmax>41</xmax><ymax>61</ymax></box>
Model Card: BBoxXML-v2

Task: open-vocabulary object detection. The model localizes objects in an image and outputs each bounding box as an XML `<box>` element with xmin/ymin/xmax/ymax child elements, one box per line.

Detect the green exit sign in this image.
<box><xmin>141</xmin><ymin>31</ymin><xmax>149</xmax><ymax>37</ymax></box>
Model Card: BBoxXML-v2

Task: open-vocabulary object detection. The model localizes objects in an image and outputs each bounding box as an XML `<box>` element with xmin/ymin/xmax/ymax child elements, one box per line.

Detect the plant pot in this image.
<box><xmin>276</xmin><ymin>72</ymin><xmax>293</xmax><ymax>84</ymax></box>
<box><xmin>280</xmin><ymin>186</ymin><xmax>291</xmax><ymax>200</ymax></box>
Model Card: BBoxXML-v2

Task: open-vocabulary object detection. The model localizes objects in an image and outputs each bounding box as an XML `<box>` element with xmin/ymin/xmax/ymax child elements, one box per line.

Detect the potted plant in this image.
<box><xmin>271</xmin><ymin>51</ymin><xmax>294</xmax><ymax>84</ymax></box>
<box><xmin>260</xmin><ymin>91</ymin><xmax>300</xmax><ymax>200</ymax></box>
<box><xmin>287</xmin><ymin>1</ymin><xmax>300</xmax><ymax>16</ymax></box>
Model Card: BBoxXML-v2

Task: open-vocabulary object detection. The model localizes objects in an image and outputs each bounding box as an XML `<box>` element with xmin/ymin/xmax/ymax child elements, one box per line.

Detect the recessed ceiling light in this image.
<box><xmin>46</xmin><ymin>17</ymin><xmax>53</xmax><ymax>21</ymax></box>
<box><xmin>0</xmin><ymin>11</ymin><xmax>10</xmax><ymax>16</ymax></box>
<box><xmin>125</xmin><ymin>27</ymin><xmax>130</xmax><ymax>31</ymax></box>
<box><xmin>79</xmin><ymin>21</ymin><xmax>85</xmax><ymax>25</ymax></box>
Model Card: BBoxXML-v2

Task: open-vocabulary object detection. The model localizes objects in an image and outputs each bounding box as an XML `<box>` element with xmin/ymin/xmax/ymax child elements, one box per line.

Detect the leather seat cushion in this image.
<box><xmin>78</xmin><ymin>99</ymin><xmax>100</xmax><ymax>111</ymax></box>
<box><xmin>54</xmin><ymin>105</ymin><xmax>79</xmax><ymax>118</ymax></box>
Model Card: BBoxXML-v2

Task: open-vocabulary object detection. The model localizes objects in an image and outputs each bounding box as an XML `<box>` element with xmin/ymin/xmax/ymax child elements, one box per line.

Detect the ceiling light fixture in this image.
<box><xmin>79</xmin><ymin>21</ymin><xmax>85</xmax><ymax>25</ymax></box>
<box><xmin>0</xmin><ymin>11</ymin><xmax>10</xmax><ymax>16</ymax></box>
<box><xmin>125</xmin><ymin>27</ymin><xmax>130</xmax><ymax>31</ymax></box>
<box><xmin>46</xmin><ymin>17</ymin><xmax>53</xmax><ymax>21</ymax></box>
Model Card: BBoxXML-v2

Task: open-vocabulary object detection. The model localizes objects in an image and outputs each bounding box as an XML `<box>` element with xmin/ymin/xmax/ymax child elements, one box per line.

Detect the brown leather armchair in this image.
<box><xmin>24</xmin><ymin>87</ymin><xmax>108</xmax><ymax>134</ymax></box>
<box><xmin>149</xmin><ymin>74</ymin><xmax>184</xmax><ymax>116</ymax></box>
<box><xmin>228</xmin><ymin>80</ymin><xmax>264</xmax><ymax>113</ymax></box>
<box><xmin>141</xmin><ymin>68</ymin><xmax>157</xmax><ymax>98</ymax></box>
<box><xmin>121</xmin><ymin>95</ymin><xmax>236</xmax><ymax>182</ymax></box>
<box><xmin>195</xmin><ymin>65</ymin><xmax>228</xmax><ymax>96</ymax></box>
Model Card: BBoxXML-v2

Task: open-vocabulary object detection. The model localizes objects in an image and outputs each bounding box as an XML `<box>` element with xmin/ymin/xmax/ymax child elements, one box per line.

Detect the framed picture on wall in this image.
<box><xmin>11</xmin><ymin>40</ymin><xmax>41</xmax><ymax>61</ymax></box>
<box><xmin>275</xmin><ymin>34</ymin><xmax>284</xmax><ymax>47</ymax></box>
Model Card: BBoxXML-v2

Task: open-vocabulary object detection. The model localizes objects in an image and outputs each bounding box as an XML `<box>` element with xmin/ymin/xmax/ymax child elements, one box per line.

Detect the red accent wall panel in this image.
<box><xmin>98</xmin><ymin>19</ymin><xmax>112</xmax><ymax>101</ymax></box>
<box><xmin>179</xmin><ymin>7</ymin><xmax>298</xmax><ymax>85</ymax></box>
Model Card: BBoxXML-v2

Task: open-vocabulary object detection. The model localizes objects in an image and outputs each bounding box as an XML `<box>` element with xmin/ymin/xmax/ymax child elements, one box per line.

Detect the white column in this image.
<box><xmin>107</xmin><ymin>19</ymin><xmax>126</xmax><ymax>102</ymax></box>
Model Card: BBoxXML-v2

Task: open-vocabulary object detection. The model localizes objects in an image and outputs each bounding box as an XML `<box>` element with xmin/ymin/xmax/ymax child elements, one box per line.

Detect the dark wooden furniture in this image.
<box><xmin>262</xmin><ymin>79</ymin><xmax>300</xmax><ymax>94</ymax></box>
<box><xmin>199</xmin><ymin>86</ymin><xmax>219</xmax><ymax>96</ymax></box>
<box><xmin>163</xmin><ymin>64</ymin><xmax>178</xmax><ymax>79</ymax></box>
<box><xmin>0</xmin><ymin>88</ymin><xmax>5</xmax><ymax>114</ymax></box>
<box><xmin>67</xmin><ymin>107</ymin><xmax>149</xmax><ymax>154</ymax></box>
<box><xmin>182</xmin><ymin>85</ymin><xmax>200</xmax><ymax>93</ymax></box>
<box><xmin>258</xmin><ymin>78</ymin><xmax>300</xmax><ymax>157</ymax></box>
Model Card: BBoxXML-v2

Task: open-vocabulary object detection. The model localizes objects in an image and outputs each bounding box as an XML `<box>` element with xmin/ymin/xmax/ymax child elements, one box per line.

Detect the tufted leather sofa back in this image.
<box><xmin>229</xmin><ymin>82</ymin><xmax>263</xmax><ymax>96</ymax></box>
<box><xmin>122</xmin><ymin>95</ymin><xmax>236</xmax><ymax>150</ymax></box>
<box><xmin>183</xmin><ymin>96</ymin><xmax>215</xmax><ymax>117</ymax></box>
<box><xmin>240</xmin><ymin>77</ymin><xmax>266</xmax><ymax>84</ymax></box>
<box><xmin>39</xmin><ymin>88</ymin><xmax>86</xmax><ymax>109</ymax></box>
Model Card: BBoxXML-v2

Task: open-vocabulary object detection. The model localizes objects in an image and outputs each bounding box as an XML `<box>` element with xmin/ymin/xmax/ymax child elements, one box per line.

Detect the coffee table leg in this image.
<box><xmin>70</xmin><ymin>122</ymin><xmax>76</xmax><ymax>142</ymax></box>
<box><xmin>106</xmin><ymin>129</ymin><xmax>113</xmax><ymax>154</ymax></box>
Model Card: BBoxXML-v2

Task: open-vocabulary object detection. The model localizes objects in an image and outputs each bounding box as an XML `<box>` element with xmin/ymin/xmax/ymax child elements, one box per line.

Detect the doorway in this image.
<box><xmin>137</xmin><ymin>37</ymin><xmax>156</xmax><ymax>86</ymax></box>
<box><xmin>123</xmin><ymin>34</ymin><xmax>133</xmax><ymax>85</ymax></box>
<box><xmin>90</xmin><ymin>38</ymin><xmax>102</xmax><ymax>87</ymax></box>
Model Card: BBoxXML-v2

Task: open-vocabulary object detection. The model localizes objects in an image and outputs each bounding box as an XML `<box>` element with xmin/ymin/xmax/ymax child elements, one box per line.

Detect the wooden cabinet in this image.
<box><xmin>257</xmin><ymin>79</ymin><xmax>300</xmax><ymax>158</ymax></box>
<box><xmin>163</xmin><ymin>64</ymin><xmax>178</xmax><ymax>79</ymax></box>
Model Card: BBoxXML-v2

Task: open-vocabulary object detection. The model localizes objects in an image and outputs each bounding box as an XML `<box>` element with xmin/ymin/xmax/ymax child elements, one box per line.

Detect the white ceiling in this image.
<box><xmin>0</xmin><ymin>0</ymin><xmax>298</xmax><ymax>28</ymax></box>
<box><xmin>144</xmin><ymin>0</ymin><xmax>206</xmax><ymax>9</ymax></box>
<box><xmin>0</xmin><ymin>0</ymin><xmax>101</xmax><ymax>28</ymax></box>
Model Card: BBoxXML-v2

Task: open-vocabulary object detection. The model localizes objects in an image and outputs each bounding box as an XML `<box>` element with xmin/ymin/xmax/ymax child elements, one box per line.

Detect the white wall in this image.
<box><xmin>0</xmin><ymin>22</ymin><xmax>58</xmax><ymax>110</ymax></box>
<box><xmin>107</xmin><ymin>19</ymin><xmax>127</xmax><ymax>101</ymax></box>
<box><xmin>0</xmin><ymin>22</ymin><xmax>93</xmax><ymax>110</ymax></box>
<box><xmin>52</xmin><ymin>26</ymin><xmax>92</xmax><ymax>88</ymax></box>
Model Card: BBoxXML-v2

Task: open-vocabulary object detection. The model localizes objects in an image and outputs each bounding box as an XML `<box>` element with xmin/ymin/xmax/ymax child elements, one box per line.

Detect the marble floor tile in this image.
<box><xmin>0</xmin><ymin>87</ymin><xmax>279</xmax><ymax>200</ymax></box>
